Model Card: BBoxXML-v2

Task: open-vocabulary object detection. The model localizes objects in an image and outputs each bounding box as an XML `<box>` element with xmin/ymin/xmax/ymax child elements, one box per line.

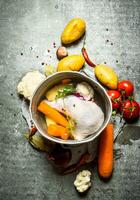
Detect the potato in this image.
<box><xmin>57</xmin><ymin>55</ymin><xmax>85</xmax><ymax>72</ymax></box>
<box><xmin>45</xmin><ymin>84</ymin><xmax>65</xmax><ymax>101</ymax></box>
<box><xmin>45</xmin><ymin>116</ymin><xmax>56</xmax><ymax>126</ymax></box>
<box><xmin>61</xmin><ymin>18</ymin><xmax>86</xmax><ymax>44</ymax></box>
<box><xmin>94</xmin><ymin>64</ymin><xmax>118</xmax><ymax>89</ymax></box>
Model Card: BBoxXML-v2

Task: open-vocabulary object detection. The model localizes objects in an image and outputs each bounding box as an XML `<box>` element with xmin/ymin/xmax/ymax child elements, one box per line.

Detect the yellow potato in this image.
<box><xmin>45</xmin><ymin>116</ymin><xmax>56</xmax><ymax>126</ymax></box>
<box><xmin>57</xmin><ymin>55</ymin><xmax>85</xmax><ymax>72</ymax></box>
<box><xmin>61</xmin><ymin>18</ymin><xmax>86</xmax><ymax>44</ymax></box>
<box><xmin>94</xmin><ymin>64</ymin><xmax>118</xmax><ymax>89</ymax></box>
<box><xmin>45</xmin><ymin>84</ymin><xmax>65</xmax><ymax>101</ymax></box>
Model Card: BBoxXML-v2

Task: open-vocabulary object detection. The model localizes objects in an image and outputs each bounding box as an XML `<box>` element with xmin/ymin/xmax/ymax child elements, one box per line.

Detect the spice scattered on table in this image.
<box><xmin>53</xmin><ymin>42</ymin><xmax>56</xmax><ymax>48</ymax></box>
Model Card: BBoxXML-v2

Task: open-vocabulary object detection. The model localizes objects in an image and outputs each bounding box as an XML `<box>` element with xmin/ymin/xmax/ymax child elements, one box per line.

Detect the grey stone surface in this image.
<box><xmin>0</xmin><ymin>0</ymin><xmax>140</xmax><ymax>199</ymax></box>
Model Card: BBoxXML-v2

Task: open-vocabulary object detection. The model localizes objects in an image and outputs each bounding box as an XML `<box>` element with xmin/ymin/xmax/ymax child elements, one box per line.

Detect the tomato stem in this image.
<box><xmin>82</xmin><ymin>35</ymin><xmax>86</xmax><ymax>48</ymax></box>
<box><xmin>128</xmin><ymin>96</ymin><xmax>134</xmax><ymax>101</ymax></box>
<box><xmin>112</xmin><ymin>110</ymin><xmax>117</xmax><ymax>116</ymax></box>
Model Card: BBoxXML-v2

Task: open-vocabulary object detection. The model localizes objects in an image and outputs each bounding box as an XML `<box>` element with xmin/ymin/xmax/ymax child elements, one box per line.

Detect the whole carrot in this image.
<box><xmin>98</xmin><ymin>123</ymin><xmax>114</xmax><ymax>179</ymax></box>
<box><xmin>38</xmin><ymin>100</ymin><xmax>68</xmax><ymax>127</ymax></box>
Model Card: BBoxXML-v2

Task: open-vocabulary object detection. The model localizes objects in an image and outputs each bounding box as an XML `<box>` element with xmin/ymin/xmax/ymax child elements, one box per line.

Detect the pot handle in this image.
<box><xmin>80</xmin><ymin>69</ymin><xmax>96</xmax><ymax>80</ymax></box>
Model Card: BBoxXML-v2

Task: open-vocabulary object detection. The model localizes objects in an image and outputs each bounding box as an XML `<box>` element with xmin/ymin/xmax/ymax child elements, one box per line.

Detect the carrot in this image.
<box><xmin>47</xmin><ymin>124</ymin><xmax>70</xmax><ymax>140</ymax></box>
<box><xmin>61</xmin><ymin>79</ymin><xmax>71</xmax><ymax>84</ymax></box>
<box><xmin>61</xmin><ymin>130</ymin><xmax>70</xmax><ymax>140</ymax></box>
<box><xmin>98</xmin><ymin>123</ymin><xmax>114</xmax><ymax>179</ymax></box>
<box><xmin>47</xmin><ymin>124</ymin><xmax>61</xmax><ymax>137</ymax></box>
<box><xmin>38</xmin><ymin>100</ymin><xmax>68</xmax><ymax>127</ymax></box>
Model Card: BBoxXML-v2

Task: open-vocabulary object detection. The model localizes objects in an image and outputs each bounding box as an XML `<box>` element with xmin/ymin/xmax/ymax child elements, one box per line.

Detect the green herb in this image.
<box><xmin>56</xmin><ymin>84</ymin><xmax>75</xmax><ymax>99</ymax></box>
<box><xmin>67</xmin><ymin>117</ymin><xmax>76</xmax><ymax>131</ymax></box>
<box><xmin>66</xmin><ymin>117</ymin><xmax>76</xmax><ymax>139</ymax></box>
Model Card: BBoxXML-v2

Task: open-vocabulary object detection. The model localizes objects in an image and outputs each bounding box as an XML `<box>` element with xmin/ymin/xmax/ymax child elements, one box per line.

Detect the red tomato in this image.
<box><xmin>107</xmin><ymin>90</ymin><xmax>121</xmax><ymax>109</ymax></box>
<box><xmin>120</xmin><ymin>99</ymin><xmax>140</xmax><ymax>120</ymax></box>
<box><xmin>118</xmin><ymin>80</ymin><xmax>134</xmax><ymax>97</ymax></box>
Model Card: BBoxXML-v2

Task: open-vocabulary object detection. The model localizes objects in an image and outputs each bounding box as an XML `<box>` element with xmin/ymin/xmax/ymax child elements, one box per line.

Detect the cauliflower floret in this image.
<box><xmin>74</xmin><ymin>170</ymin><xmax>91</xmax><ymax>193</ymax></box>
<box><xmin>17</xmin><ymin>71</ymin><xmax>45</xmax><ymax>100</ymax></box>
<box><xmin>76</xmin><ymin>82</ymin><xmax>94</xmax><ymax>100</ymax></box>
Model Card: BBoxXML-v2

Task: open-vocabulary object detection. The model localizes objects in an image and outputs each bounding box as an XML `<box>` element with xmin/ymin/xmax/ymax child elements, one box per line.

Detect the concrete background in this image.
<box><xmin>0</xmin><ymin>0</ymin><xmax>140</xmax><ymax>199</ymax></box>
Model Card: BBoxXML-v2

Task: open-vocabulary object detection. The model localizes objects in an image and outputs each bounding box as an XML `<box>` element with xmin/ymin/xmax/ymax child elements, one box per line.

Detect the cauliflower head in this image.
<box><xmin>17</xmin><ymin>71</ymin><xmax>45</xmax><ymax>100</ymax></box>
<box><xmin>74</xmin><ymin>170</ymin><xmax>91</xmax><ymax>193</ymax></box>
<box><xmin>76</xmin><ymin>82</ymin><xmax>94</xmax><ymax>100</ymax></box>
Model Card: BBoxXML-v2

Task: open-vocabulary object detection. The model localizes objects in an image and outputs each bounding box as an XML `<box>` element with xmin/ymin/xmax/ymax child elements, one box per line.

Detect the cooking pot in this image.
<box><xmin>30</xmin><ymin>72</ymin><xmax>112</xmax><ymax>171</ymax></box>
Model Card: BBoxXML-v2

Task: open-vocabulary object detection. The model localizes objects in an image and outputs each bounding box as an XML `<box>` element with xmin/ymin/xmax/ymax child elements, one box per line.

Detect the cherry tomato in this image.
<box><xmin>107</xmin><ymin>90</ymin><xmax>121</xmax><ymax>109</ymax></box>
<box><xmin>120</xmin><ymin>99</ymin><xmax>140</xmax><ymax>121</ymax></box>
<box><xmin>118</xmin><ymin>80</ymin><xmax>134</xmax><ymax>97</ymax></box>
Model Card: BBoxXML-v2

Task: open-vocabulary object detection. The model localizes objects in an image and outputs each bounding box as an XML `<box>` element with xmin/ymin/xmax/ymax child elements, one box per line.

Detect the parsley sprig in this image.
<box><xmin>56</xmin><ymin>84</ymin><xmax>76</xmax><ymax>99</ymax></box>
